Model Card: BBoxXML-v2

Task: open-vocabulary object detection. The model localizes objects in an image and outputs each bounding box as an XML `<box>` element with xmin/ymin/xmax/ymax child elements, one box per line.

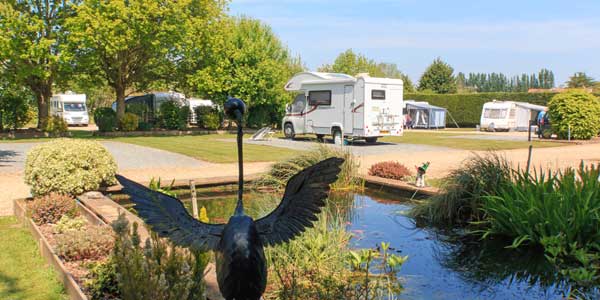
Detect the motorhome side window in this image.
<box><xmin>372</xmin><ymin>89</ymin><xmax>386</xmax><ymax>100</ymax></box>
<box><xmin>308</xmin><ymin>90</ymin><xmax>331</xmax><ymax>106</ymax></box>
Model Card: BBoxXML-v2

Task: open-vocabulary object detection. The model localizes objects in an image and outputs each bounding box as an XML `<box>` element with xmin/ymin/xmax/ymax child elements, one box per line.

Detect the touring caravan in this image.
<box><xmin>480</xmin><ymin>100</ymin><xmax>547</xmax><ymax>132</ymax></box>
<box><xmin>111</xmin><ymin>91</ymin><xmax>187</xmax><ymax>123</ymax></box>
<box><xmin>282</xmin><ymin>72</ymin><xmax>404</xmax><ymax>144</ymax></box>
<box><xmin>187</xmin><ymin>98</ymin><xmax>215</xmax><ymax>124</ymax></box>
<box><xmin>50</xmin><ymin>92</ymin><xmax>89</xmax><ymax>126</ymax></box>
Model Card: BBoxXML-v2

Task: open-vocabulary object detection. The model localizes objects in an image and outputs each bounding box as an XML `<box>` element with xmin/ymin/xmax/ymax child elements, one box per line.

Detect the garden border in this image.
<box><xmin>13</xmin><ymin>198</ymin><xmax>92</xmax><ymax>300</ymax></box>
<box><xmin>0</xmin><ymin>130</ymin><xmax>72</xmax><ymax>139</ymax></box>
<box><xmin>92</xmin><ymin>128</ymin><xmax>258</xmax><ymax>137</ymax></box>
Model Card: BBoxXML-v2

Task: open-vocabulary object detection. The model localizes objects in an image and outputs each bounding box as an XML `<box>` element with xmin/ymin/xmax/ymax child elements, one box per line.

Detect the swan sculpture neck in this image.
<box><xmin>234</xmin><ymin>109</ymin><xmax>245</xmax><ymax>216</ymax></box>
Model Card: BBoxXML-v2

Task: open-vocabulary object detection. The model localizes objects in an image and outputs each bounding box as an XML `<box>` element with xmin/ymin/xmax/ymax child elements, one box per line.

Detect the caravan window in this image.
<box><xmin>308</xmin><ymin>90</ymin><xmax>331</xmax><ymax>106</ymax></box>
<box><xmin>483</xmin><ymin>108</ymin><xmax>507</xmax><ymax>119</ymax></box>
<box><xmin>372</xmin><ymin>89</ymin><xmax>386</xmax><ymax>100</ymax></box>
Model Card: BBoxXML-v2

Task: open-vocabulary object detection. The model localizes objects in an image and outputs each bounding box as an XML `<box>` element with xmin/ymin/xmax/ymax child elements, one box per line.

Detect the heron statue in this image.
<box><xmin>116</xmin><ymin>98</ymin><xmax>344</xmax><ymax>300</ymax></box>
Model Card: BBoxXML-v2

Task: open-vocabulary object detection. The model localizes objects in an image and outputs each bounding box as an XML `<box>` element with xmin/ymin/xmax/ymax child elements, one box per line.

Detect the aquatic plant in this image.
<box><xmin>410</xmin><ymin>152</ymin><xmax>511</xmax><ymax>226</ymax></box>
<box><xmin>254</xmin><ymin>144</ymin><xmax>363</xmax><ymax>191</ymax></box>
<box><xmin>148</xmin><ymin>177</ymin><xmax>176</xmax><ymax>197</ymax></box>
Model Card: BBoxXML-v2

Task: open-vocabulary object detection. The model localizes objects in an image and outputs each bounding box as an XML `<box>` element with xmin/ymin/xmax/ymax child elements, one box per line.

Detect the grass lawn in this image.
<box><xmin>112</xmin><ymin>134</ymin><xmax>299</xmax><ymax>163</ymax></box>
<box><xmin>0</xmin><ymin>217</ymin><xmax>66</xmax><ymax>300</ymax></box>
<box><xmin>381</xmin><ymin>131</ymin><xmax>561</xmax><ymax>151</ymax></box>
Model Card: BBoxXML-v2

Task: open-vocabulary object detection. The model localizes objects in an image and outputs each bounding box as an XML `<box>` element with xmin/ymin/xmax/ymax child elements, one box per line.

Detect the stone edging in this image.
<box><xmin>13</xmin><ymin>199</ymin><xmax>89</xmax><ymax>300</ymax></box>
<box><xmin>92</xmin><ymin>128</ymin><xmax>259</xmax><ymax>137</ymax></box>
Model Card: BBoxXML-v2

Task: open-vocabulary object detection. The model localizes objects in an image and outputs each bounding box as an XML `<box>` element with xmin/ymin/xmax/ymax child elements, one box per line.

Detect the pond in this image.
<box><xmin>116</xmin><ymin>186</ymin><xmax>587</xmax><ymax>299</ymax></box>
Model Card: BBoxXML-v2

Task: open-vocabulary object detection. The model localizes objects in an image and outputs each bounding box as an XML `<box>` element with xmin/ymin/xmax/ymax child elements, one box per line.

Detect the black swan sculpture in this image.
<box><xmin>116</xmin><ymin>98</ymin><xmax>344</xmax><ymax>300</ymax></box>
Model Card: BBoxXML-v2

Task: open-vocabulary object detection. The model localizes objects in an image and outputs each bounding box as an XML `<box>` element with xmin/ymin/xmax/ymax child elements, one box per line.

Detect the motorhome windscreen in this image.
<box><xmin>63</xmin><ymin>103</ymin><xmax>86</xmax><ymax>111</ymax></box>
<box><xmin>291</xmin><ymin>94</ymin><xmax>306</xmax><ymax>113</ymax></box>
<box><xmin>308</xmin><ymin>90</ymin><xmax>331</xmax><ymax>106</ymax></box>
<box><xmin>484</xmin><ymin>108</ymin><xmax>507</xmax><ymax>119</ymax></box>
<box><xmin>372</xmin><ymin>89</ymin><xmax>386</xmax><ymax>100</ymax></box>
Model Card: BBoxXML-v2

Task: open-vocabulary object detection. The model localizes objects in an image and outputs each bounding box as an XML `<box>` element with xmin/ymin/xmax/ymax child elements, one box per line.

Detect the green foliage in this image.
<box><xmin>458</xmin><ymin>68</ymin><xmax>555</xmax><ymax>92</ymax></box>
<box><xmin>54</xmin><ymin>215</ymin><xmax>87</xmax><ymax>234</ymax></box>
<box><xmin>54</xmin><ymin>225</ymin><xmax>114</xmax><ymax>262</ymax></box>
<box><xmin>404</xmin><ymin>92</ymin><xmax>557</xmax><ymax>126</ymax></box>
<box><xmin>110</xmin><ymin>214</ymin><xmax>209</xmax><ymax>300</ymax></box>
<box><xmin>567</xmin><ymin>72</ymin><xmax>596</xmax><ymax>88</ymax></box>
<box><xmin>85</xmin><ymin>259</ymin><xmax>120</xmax><ymax>300</ymax></box>
<box><xmin>27</xmin><ymin>193</ymin><xmax>78</xmax><ymax>225</ymax></box>
<box><xmin>368</xmin><ymin>161</ymin><xmax>412</xmax><ymax>181</ymax></box>
<box><xmin>319</xmin><ymin>49</ymin><xmax>414</xmax><ymax>93</ymax></box>
<box><xmin>119</xmin><ymin>112</ymin><xmax>139</xmax><ymax>132</ymax></box>
<box><xmin>480</xmin><ymin>163</ymin><xmax>600</xmax><ymax>285</ymax></box>
<box><xmin>24</xmin><ymin>139</ymin><xmax>117</xmax><ymax>196</ymax></box>
<box><xmin>148</xmin><ymin>177</ymin><xmax>176</xmax><ymax>198</ymax></box>
<box><xmin>189</xmin><ymin>16</ymin><xmax>303</xmax><ymax>127</ymax></box>
<box><xmin>159</xmin><ymin>101</ymin><xmax>188</xmax><ymax>130</ymax></box>
<box><xmin>0</xmin><ymin>89</ymin><xmax>33</xmax><ymax>131</ymax></box>
<box><xmin>418</xmin><ymin>58</ymin><xmax>457</xmax><ymax>94</ymax></box>
<box><xmin>194</xmin><ymin>105</ymin><xmax>221</xmax><ymax>129</ymax></box>
<box><xmin>42</xmin><ymin>116</ymin><xmax>68</xmax><ymax>136</ymax></box>
<box><xmin>548</xmin><ymin>91</ymin><xmax>600</xmax><ymax>140</ymax></box>
<box><xmin>255</xmin><ymin>145</ymin><xmax>363</xmax><ymax>191</ymax></box>
<box><xmin>411</xmin><ymin>153</ymin><xmax>512</xmax><ymax>227</ymax></box>
<box><xmin>94</xmin><ymin>107</ymin><xmax>117</xmax><ymax>132</ymax></box>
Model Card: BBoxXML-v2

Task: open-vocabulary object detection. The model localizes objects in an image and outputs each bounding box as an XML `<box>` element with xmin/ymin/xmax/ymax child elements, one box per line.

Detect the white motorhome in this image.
<box><xmin>50</xmin><ymin>92</ymin><xmax>89</xmax><ymax>126</ymax></box>
<box><xmin>480</xmin><ymin>100</ymin><xmax>547</xmax><ymax>132</ymax></box>
<box><xmin>282</xmin><ymin>72</ymin><xmax>404</xmax><ymax>144</ymax></box>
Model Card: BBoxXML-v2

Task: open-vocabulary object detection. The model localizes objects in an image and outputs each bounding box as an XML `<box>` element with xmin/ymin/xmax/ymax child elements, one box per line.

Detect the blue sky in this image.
<box><xmin>228</xmin><ymin>0</ymin><xmax>600</xmax><ymax>86</ymax></box>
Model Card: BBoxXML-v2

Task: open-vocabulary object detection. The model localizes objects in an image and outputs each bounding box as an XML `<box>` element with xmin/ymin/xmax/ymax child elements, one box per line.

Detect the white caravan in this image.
<box><xmin>50</xmin><ymin>92</ymin><xmax>89</xmax><ymax>126</ymax></box>
<box><xmin>282</xmin><ymin>72</ymin><xmax>404</xmax><ymax>144</ymax></box>
<box><xmin>480</xmin><ymin>100</ymin><xmax>547</xmax><ymax>132</ymax></box>
<box><xmin>187</xmin><ymin>98</ymin><xmax>214</xmax><ymax>124</ymax></box>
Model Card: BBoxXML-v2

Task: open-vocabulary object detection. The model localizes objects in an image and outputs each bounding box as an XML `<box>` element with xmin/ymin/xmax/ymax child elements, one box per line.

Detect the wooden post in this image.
<box><xmin>190</xmin><ymin>180</ymin><xmax>198</xmax><ymax>219</ymax></box>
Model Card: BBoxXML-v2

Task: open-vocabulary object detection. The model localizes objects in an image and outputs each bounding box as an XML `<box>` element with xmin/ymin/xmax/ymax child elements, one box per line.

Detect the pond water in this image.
<box><xmin>116</xmin><ymin>186</ymin><xmax>586</xmax><ymax>299</ymax></box>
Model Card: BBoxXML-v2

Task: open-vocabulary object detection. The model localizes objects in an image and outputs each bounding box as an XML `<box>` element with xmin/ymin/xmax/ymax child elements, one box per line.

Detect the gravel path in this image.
<box><xmin>0</xmin><ymin>141</ymin><xmax>208</xmax><ymax>174</ymax></box>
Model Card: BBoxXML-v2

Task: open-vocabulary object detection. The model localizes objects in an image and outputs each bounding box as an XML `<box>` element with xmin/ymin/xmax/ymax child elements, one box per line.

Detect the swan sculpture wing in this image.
<box><xmin>116</xmin><ymin>175</ymin><xmax>225</xmax><ymax>251</ymax></box>
<box><xmin>255</xmin><ymin>157</ymin><xmax>344</xmax><ymax>246</ymax></box>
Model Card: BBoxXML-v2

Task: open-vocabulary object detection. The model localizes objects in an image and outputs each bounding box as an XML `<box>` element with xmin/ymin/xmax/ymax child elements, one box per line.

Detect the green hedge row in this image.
<box><xmin>404</xmin><ymin>92</ymin><xmax>557</xmax><ymax>127</ymax></box>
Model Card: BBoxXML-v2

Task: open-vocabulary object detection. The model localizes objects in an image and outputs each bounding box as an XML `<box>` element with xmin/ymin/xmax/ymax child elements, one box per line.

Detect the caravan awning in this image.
<box><xmin>514</xmin><ymin>102</ymin><xmax>547</xmax><ymax>112</ymax></box>
<box><xmin>405</xmin><ymin>101</ymin><xmax>447</xmax><ymax>111</ymax></box>
<box><xmin>284</xmin><ymin>72</ymin><xmax>355</xmax><ymax>91</ymax></box>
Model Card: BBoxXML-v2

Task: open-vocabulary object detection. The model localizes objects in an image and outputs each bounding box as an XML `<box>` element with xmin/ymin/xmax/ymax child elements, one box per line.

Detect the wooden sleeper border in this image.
<box><xmin>13</xmin><ymin>198</ymin><xmax>107</xmax><ymax>300</ymax></box>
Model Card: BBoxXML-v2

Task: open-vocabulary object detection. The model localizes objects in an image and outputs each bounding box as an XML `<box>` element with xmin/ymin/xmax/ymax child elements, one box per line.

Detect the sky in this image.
<box><xmin>228</xmin><ymin>0</ymin><xmax>600</xmax><ymax>86</ymax></box>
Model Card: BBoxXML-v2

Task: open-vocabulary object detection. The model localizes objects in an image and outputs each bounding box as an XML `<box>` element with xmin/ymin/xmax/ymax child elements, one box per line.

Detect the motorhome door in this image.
<box><xmin>343</xmin><ymin>85</ymin><xmax>354</xmax><ymax>135</ymax></box>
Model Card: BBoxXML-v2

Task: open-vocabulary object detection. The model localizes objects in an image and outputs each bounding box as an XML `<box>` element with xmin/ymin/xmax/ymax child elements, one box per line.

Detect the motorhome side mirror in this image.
<box><xmin>285</xmin><ymin>104</ymin><xmax>291</xmax><ymax>113</ymax></box>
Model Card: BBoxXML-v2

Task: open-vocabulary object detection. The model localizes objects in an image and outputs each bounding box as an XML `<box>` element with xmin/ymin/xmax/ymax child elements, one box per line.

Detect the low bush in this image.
<box><xmin>86</xmin><ymin>259</ymin><xmax>120</xmax><ymax>300</ymax></box>
<box><xmin>54</xmin><ymin>215</ymin><xmax>87</xmax><ymax>233</ymax></box>
<box><xmin>42</xmin><ymin>116</ymin><xmax>68</xmax><ymax>136</ymax></box>
<box><xmin>410</xmin><ymin>152</ymin><xmax>511</xmax><ymax>226</ymax></box>
<box><xmin>109</xmin><ymin>214</ymin><xmax>209</xmax><ymax>300</ymax></box>
<box><xmin>119</xmin><ymin>112</ymin><xmax>139</xmax><ymax>132</ymax></box>
<box><xmin>368</xmin><ymin>161</ymin><xmax>412</xmax><ymax>180</ymax></box>
<box><xmin>54</xmin><ymin>225</ymin><xmax>114</xmax><ymax>262</ymax></box>
<box><xmin>548</xmin><ymin>91</ymin><xmax>600</xmax><ymax>140</ymax></box>
<box><xmin>28</xmin><ymin>193</ymin><xmax>78</xmax><ymax>225</ymax></box>
<box><xmin>254</xmin><ymin>145</ymin><xmax>363</xmax><ymax>191</ymax></box>
<box><xmin>194</xmin><ymin>106</ymin><xmax>221</xmax><ymax>130</ymax></box>
<box><xmin>0</xmin><ymin>92</ymin><xmax>32</xmax><ymax>131</ymax></box>
<box><xmin>24</xmin><ymin>139</ymin><xmax>117</xmax><ymax>196</ymax></box>
<box><xmin>94</xmin><ymin>108</ymin><xmax>117</xmax><ymax>132</ymax></box>
<box><xmin>159</xmin><ymin>101</ymin><xmax>188</xmax><ymax>130</ymax></box>
<box><xmin>137</xmin><ymin>121</ymin><xmax>153</xmax><ymax>131</ymax></box>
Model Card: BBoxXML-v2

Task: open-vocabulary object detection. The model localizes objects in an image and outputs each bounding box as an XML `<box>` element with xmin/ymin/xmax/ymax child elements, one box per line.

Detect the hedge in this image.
<box><xmin>404</xmin><ymin>92</ymin><xmax>558</xmax><ymax>127</ymax></box>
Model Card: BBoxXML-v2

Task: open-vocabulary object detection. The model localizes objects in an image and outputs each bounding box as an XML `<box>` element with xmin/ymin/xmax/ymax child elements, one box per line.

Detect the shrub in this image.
<box><xmin>94</xmin><ymin>107</ymin><xmax>117</xmax><ymax>132</ymax></box>
<box><xmin>24</xmin><ymin>139</ymin><xmax>117</xmax><ymax>196</ymax></box>
<box><xmin>137</xmin><ymin>121</ymin><xmax>153</xmax><ymax>131</ymax></box>
<box><xmin>194</xmin><ymin>106</ymin><xmax>221</xmax><ymax>130</ymax></box>
<box><xmin>110</xmin><ymin>214</ymin><xmax>208</xmax><ymax>300</ymax></box>
<box><xmin>159</xmin><ymin>101</ymin><xmax>188</xmax><ymax>130</ymax></box>
<box><xmin>42</xmin><ymin>116</ymin><xmax>68</xmax><ymax>136</ymax></box>
<box><xmin>86</xmin><ymin>259</ymin><xmax>120</xmax><ymax>300</ymax></box>
<box><xmin>54</xmin><ymin>225</ymin><xmax>114</xmax><ymax>262</ymax></box>
<box><xmin>119</xmin><ymin>112</ymin><xmax>139</xmax><ymax>132</ymax></box>
<box><xmin>410</xmin><ymin>152</ymin><xmax>511</xmax><ymax>227</ymax></box>
<box><xmin>126</xmin><ymin>102</ymin><xmax>151</xmax><ymax>123</ymax></box>
<box><xmin>54</xmin><ymin>215</ymin><xmax>87</xmax><ymax>234</ymax></box>
<box><xmin>548</xmin><ymin>91</ymin><xmax>600</xmax><ymax>140</ymax></box>
<box><xmin>368</xmin><ymin>161</ymin><xmax>412</xmax><ymax>180</ymax></box>
<box><xmin>254</xmin><ymin>145</ymin><xmax>363</xmax><ymax>191</ymax></box>
<box><xmin>28</xmin><ymin>193</ymin><xmax>78</xmax><ymax>225</ymax></box>
<box><xmin>0</xmin><ymin>93</ymin><xmax>32</xmax><ymax>131</ymax></box>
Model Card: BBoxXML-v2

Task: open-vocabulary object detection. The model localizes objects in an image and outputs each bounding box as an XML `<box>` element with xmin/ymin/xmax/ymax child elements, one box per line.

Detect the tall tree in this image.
<box><xmin>418</xmin><ymin>58</ymin><xmax>457</xmax><ymax>94</ymax></box>
<box><xmin>319</xmin><ymin>50</ymin><xmax>415</xmax><ymax>93</ymax></box>
<box><xmin>0</xmin><ymin>0</ymin><xmax>76</xmax><ymax>128</ymax></box>
<box><xmin>188</xmin><ymin>17</ymin><xmax>304</xmax><ymax>127</ymax></box>
<box><xmin>566</xmin><ymin>72</ymin><xmax>595</xmax><ymax>88</ymax></box>
<box><xmin>65</xmin><ymin>0</ymin><xmax>225</xmax><ymax>120</ymax></box>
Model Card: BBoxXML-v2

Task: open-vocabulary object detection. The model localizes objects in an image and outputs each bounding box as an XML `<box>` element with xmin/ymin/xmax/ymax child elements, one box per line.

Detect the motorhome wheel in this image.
<box><xmin>365</xmin><ymin>137</ymin><xmax>378</xmax><ymax>144</ymax></box>
<box><xmin>332</xmin><ymin>129</ymin><xmax>342</xmax><ymax>145</ymax></box>
<box><xmin>284</xmin><ymin>123</ymin><xmax>295</xmax><ymax>139</ymax></box>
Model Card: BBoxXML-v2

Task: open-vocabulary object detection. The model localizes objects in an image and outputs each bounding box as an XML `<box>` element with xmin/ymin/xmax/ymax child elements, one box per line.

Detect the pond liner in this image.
<box><xmin>13</xmin><ymin>198</ymin><xmax>89</xmax><ymax>300</ymax></box>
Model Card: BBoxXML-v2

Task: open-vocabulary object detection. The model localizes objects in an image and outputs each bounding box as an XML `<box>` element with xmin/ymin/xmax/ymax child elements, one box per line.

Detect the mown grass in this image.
<box><xmin>381</xmin><ymin>131</ymin><xmax>561</xmax><ymax>151</ymax></box>
<box><xmin>0</xmin><ymin>217</ymin><xmax>66</xmax><ymax>300</ymax></box>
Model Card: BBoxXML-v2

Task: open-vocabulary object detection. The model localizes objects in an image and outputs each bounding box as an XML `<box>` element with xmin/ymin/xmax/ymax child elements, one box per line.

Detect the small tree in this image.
<box><xmin>418</xmin><ymin>58</ymin><xmax>457</xmax><ymax>94</ymax></box>
<box><xmin>548</xmin><ymin>91</ymin><xmax>600</xmax><ymax>140</ymax></box>
<box><xmin>566</xmin><ymin>72</ymin><xmax>595</xmax><ymax>88</ymax></box>
<box><xmin>0</xmin><ymin>85</ymin><xmax>32</xmax><ymax>131</ymax></box>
